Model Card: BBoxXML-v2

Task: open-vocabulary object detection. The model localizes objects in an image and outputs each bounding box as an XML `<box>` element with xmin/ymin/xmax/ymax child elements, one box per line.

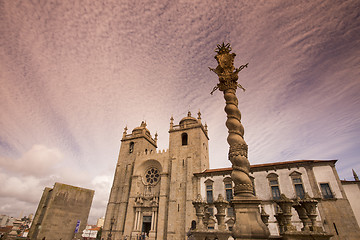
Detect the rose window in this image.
<box><xmin>145</xmin><ymin>168</ymin><xmax>160</xmax><ymax>185</ymax></box>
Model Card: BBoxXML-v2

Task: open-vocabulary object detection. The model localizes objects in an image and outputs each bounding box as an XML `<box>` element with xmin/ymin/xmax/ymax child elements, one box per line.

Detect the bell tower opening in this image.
<box><xmin>181</xmin><ymin>133</ymin><xmax>188</xmax><ymax>146</ymax></box>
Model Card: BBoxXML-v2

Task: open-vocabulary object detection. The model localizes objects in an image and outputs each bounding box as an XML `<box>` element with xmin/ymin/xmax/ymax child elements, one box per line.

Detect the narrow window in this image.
<box><xmin>225</xmin><ymin>183</ymin><xmax>233</xmax><ymax>202</ymax></box>
<box><xmin>270</xmin><ymin>180</ymin><xmax>281</xmax><ymax>200</ymax></box>
<box><xmin>292</xmin><ymin>177</ymin><xmax>305</xmax><ymax>199</ymax></box>
<box><xmin>191</xmin><ymin>220</ymin><xmax>196</xmax><ymax>230</ymax></box>
<box><xmin>181</xmin><ymin>133</ymin><xmax>188</xmax><ymax>146</ymax></box>
<box><xmin>320</xmin><ymin>183</ymin><xmax>334</xmax><ymax>199</ymax></box>
<box><xmin>129</xmin><ymin>142</ymin><xmax>134</xmax><ymax>153</ymax></box>
<box><xmin>267</xmin><ymin>173</ymin><xmax>281</xmax><ymax>200</ymax></box>
<box><xmin>333</xmin><ymin>222</ymin><xmax>339</xmax><ymax>235</ymax></box>
<box><xmin>206</xmin><ymin>184</ymin><xmax>213</xmax><ymax>203</ymax></box>
<box><xmin>290</xmin><ymin>171</ymin><xmax>305</xmax><ymax>199</ymax></box>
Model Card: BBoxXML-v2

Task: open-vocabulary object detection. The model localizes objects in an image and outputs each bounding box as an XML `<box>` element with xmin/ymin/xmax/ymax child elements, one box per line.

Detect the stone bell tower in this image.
<box><xmin>103</xmin><ymin>121</ymin><xmax>158</xmax><ymax>240</ymax></box>
<box><xmin>166</xmin><ymin>111</ymin><xmax>209</xmax><ymax>239</ymax></box>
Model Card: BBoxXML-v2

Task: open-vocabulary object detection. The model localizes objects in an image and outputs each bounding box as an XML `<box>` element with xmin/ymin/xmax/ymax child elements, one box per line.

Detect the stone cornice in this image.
<box><xmin>194</xmin><ymin>160</ymin><xmax>338</xmax><ymax>177</ymax></box>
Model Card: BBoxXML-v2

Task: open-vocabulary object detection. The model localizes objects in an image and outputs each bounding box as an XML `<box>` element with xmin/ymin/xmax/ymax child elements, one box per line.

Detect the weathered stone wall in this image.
<box><xmin>342</xmin><ymin>181</ymin><xmax>360</xmax><ymax>227</ymax></box>
<box><xmin>28</xmin><ymin>183</ymin><xmax>94</xmax><ymax>240</ymax></box>
<box><xmin>317</xmin><ymin>199</ymin><xmax>360</xmax><ymax>240</ymax></box>
<box><xmin>166</xmin><ymin>118</ymin><xmax>209</xmax><ymax>240</ymax></box>
<box><xmin>28</xmin><ymin>187</ymin><xmax>52</xmax><ymax>239</ymax></box>
<box><xmin>103</xmin><ymin>128</ymin><xmax>158</xmax><ymax>240</ymax></box>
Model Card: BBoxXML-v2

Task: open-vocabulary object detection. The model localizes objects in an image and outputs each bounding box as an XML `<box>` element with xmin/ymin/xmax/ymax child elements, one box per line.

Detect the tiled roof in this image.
<box><xmin>341</xmin><ymin>180</ymin><xmax>360</xmax><ymax>183</ymax></box>
<box><xmin>89</xmin><ymin>226</ymin><xmax>101</xmax><ymax>231</ymax></box>
<box><xmin>0</xmin><ymin>226</ymin><xmax>13</xmax><ymax>233</ymax></box>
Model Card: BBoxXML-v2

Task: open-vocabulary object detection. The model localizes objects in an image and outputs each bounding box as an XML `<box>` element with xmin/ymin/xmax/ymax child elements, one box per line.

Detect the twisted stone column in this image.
<box><xmin>210</xmin><ymin>43</ymin><xmax>269</xmax><ymax>239</ymax></box>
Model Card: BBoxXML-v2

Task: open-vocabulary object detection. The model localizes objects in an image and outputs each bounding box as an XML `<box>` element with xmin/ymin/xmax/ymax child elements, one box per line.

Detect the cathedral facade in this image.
<box><xmin>102</xmin><ymin>112</ymin><xmax>360</xmax><ymax>240</ymax></box>
<box><xmin>103</xmin><ymin>111</ymin><xmax>209</xmax><ymax>240</ymax></box>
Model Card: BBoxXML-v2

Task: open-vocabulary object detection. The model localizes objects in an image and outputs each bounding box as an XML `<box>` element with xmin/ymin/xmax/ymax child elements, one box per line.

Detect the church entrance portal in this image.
<box><xmin>142</xmin><ymin>216</ymin><xmax>152</xmax><ymax>236</ymax></box>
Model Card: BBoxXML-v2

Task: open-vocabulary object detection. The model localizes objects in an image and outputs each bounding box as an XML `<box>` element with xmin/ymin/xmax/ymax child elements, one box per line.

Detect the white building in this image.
<box><xmin>195</xmin><ymin>159</ymin><xmax>360</xmax><ymax>239</ymax></box>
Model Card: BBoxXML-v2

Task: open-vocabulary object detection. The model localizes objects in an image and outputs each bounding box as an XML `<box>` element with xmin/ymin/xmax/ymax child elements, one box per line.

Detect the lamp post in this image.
<box><xmin>209</xmin><ymin>43</ymin><xmax>270</xmax><ymax>239</ymax></box>
<box><xmin>107</xmin><ymin>217</ymin><xmax>115</xmax><ymax>240</ymax></box>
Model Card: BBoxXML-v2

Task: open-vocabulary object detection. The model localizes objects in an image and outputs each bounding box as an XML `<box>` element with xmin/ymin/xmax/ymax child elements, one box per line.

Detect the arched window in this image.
<box><xmin>181</xmin><ymin>133</ymin><xmax>188</xmax><ymax>146</ymax></box>
<box><xmin>129</xmin><ymin>142</ymin><xmax>134</xmax><ymax>153</ymax></box>
<box><xmin>191</xmin><ymin>220</ymin><xmax>196</xmax><ymax>230</ymax></box>
<box><xmin>204</xmin><ymin>179</ymin><xmax>214</xmax><ymax>203</ymax></box>
<box><xmin>223</xmin><ymin>177</ymin><xmax>234</xmax><ymax>216</ymax></box>
<box><xmin>223</xmin><ymin>177</ymin><xmax>233</xmax><ymax>202</ymax></box>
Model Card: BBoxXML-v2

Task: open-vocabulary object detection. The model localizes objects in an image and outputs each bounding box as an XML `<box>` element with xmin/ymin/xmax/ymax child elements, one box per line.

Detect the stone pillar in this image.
<box><xmin>274</xmin><ymin>209</ymin><xmax>285</xmax><ymax>234</ymax></box>
<box><xmin>275</xmin><ymin>194</ymin><xmax>296</xmax><ymax>233</ymax></box>
<box><xmin>137</xmin><ymin>211</ymin><xmax>142</xmax><ymax>231</ymax></box>
<box><xmin>210</xmin><ymin>43</ymin><xmax>269</xmax><ymax>239</ymax></box>
<box><xmin>260</xmin><ymin>206</ymin><xmax>269</xmax><ymax>227</ymax></box>
<box><xmin>151</xmin><ymin>211</ymin><xmax>155</xmax><ymax>231</ymax></box>
<box><xmin>214</xmin><ymin>194</ymin><xmax>228</xmax><ymax>231</ymax></box>
<box><xmin>293</xmin><ymin>199</ymin><xmax>310</xmax><ymax>231</ymax></box>
<box><xmin>192</xmin><ymin>194</ymin><xmax>206</xmax><ymax>230</ymax></box>
<box><xmin>301</xmin><ymin>193</ymin><xmax>322</xmax><ymax>232</ymax></box>
<box><xmin>157</xmin><ymin>173</ymin><xmax>169</xmax><ymax>239</ymax></box>
<box><xmin>133</xmin><ymin>209</ymin><xmax>140</xmax><ymax>231</ymax></box>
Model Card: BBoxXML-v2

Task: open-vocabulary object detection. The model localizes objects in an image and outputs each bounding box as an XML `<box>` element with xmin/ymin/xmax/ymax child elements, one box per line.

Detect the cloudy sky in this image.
<box><xmin>1</xmin><ymin>0</ymin><xmax>359</xmax><ymax>224</ymax></box>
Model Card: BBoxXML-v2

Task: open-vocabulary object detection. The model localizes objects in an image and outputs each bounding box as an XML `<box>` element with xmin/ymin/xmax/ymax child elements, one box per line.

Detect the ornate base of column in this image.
<box><xmin>231</xmin><ymin>195</ymin><xmax>270</xmax><ymax>240</ymax></box>
<box><xmin>148</xmin><ymin>231</ymin><xmax>156</xmax><ymax>240</ymax></box>
<box><xmin>281</xmin><ymin>231</ymin><xmax>332</xmax><ymax>240</ymax></box>
<box><xmin>189</xmin><ymin>229</ymin><xmax>231</xmax><ymax>240</ymax></box>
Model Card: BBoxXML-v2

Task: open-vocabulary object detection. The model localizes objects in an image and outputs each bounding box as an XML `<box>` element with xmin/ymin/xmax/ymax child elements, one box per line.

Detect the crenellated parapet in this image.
<box><xmin>134</xmin><ymin>148</ymin><xmax>169</xmax><ymax>156</ymax></box>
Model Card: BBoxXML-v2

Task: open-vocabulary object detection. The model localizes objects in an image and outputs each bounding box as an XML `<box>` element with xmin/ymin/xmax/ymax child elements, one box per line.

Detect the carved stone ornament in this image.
<box><xmin>229</xmin><ymin>143</ymin><xmax>248</xmax><ymax>159</ymax></box>
<box><xmin>210</xmin><ymin>43</ymin><xmax>248</xmax><ymax>94</ymax></box>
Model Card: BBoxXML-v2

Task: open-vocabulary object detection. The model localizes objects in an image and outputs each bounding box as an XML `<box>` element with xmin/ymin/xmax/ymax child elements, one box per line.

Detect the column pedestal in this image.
<box><xmin>231</xmin><ymin>195</ymin><xmax>270</xmax><ymax>240</ymax></box>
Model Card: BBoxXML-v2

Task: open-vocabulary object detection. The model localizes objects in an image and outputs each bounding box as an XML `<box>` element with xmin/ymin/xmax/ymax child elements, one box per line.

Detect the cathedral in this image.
<box><xmin>103</xmin><ymin>111</ymin><xmax>209</xmax><ymax>240</ymax></box>
<box><xmin>102</xmin><ymin>111</ymin><xmax>360</xmax><ymax>240</ymax></box>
